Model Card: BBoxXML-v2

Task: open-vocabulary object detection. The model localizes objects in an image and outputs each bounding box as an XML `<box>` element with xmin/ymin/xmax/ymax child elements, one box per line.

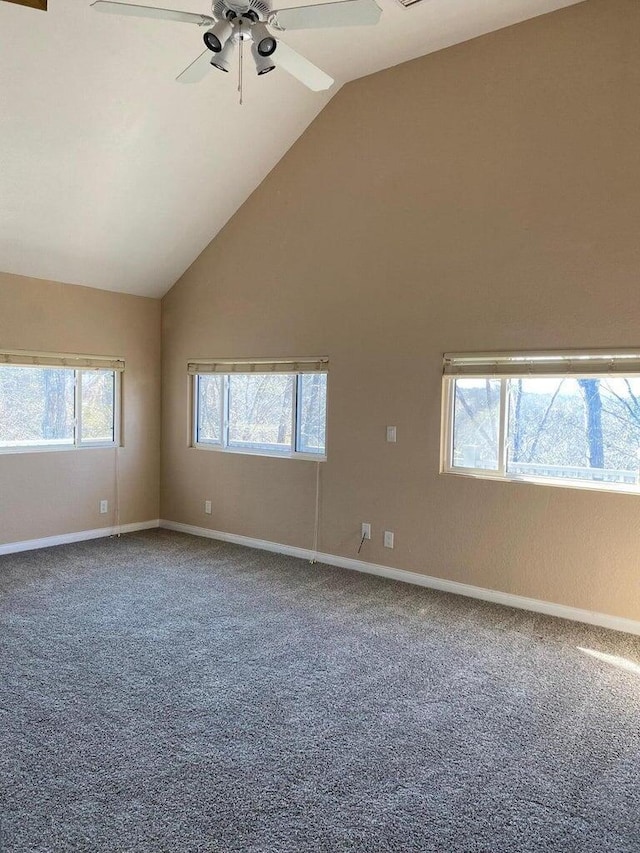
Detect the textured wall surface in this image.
<box><xmin>0</xmin><ymin>273</ymin><xmax>161</xmax><ymax>543</ymax></box>
<box><xmin>161</xmin><ymin>0</ymin><xmax>640</xmax><ymax>619</ymax></box>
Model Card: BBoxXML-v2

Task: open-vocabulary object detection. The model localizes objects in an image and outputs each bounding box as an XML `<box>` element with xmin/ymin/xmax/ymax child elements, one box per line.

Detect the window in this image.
<box><xmin>442</xmin><ymin>351</ymin><xmax>640</xmax><ymax>493</ymax></box>
<box><xmin>191</xmin><ymin>359</ymin><xmax>328</xmax><ymax>459</ymax></box>
<box><xmin>0</xmin><ymin>353</ymin><xmax>122</xmax><ymax>452</ymax></box>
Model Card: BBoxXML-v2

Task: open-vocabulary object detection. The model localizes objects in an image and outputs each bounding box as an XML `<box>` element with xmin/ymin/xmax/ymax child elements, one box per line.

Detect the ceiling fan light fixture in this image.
<box><xmin>211</xmin><ymin>37</ymin><xmax>236</xmax><ymax>72</ymax></box>
<box><xmin>251</xmin><ymin>42</ymin><xmax>275</xmax><ymax>75</ymax></box>
<box><xmin>203</xmin><ymin>19</ymin><xmax>232</xmax><ymax>52</ymax></box>
<box><xmin>258</xmin><ymin>36</ymin><xmax>276</xmax><ymax>56</ymax></box>
<box><xmin>251</xmin><ymin>21</ymin><xmax>277</xmax><ymax>57</ymax></box>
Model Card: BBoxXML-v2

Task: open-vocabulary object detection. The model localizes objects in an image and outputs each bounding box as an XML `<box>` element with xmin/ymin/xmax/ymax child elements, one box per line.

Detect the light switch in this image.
<box><xmin>386</xmin><ymin>426</ymin><xmax>397</xmax><ymax>443</ymax></box>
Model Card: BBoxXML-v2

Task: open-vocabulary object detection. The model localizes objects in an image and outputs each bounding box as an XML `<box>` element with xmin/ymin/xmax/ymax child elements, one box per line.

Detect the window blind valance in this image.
<box><xmin>188</xmin><ymin>358</ymin><xmax>329</xmax><ymax>375</ymax></box>
<box><xmin>0</xmin><ymin>351</ymin><xmax>125</xmax><ymax>371</ymax></box>
<box><xmin>443</xmin><ymin>350</ymin><xmax>640</xmax><ymax>378</ymax></box>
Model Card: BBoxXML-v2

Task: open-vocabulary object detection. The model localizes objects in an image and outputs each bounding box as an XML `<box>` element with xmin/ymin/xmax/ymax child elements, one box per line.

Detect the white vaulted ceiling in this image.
<box><xmin>0</xmin><ymin>0</ymin><xmax>584</xmax><ymax>297</ymax></box>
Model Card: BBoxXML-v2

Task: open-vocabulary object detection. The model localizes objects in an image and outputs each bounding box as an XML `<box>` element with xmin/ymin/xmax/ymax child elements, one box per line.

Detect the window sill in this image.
<box><xmin>192</xmin><ymin>443</ymin><xmax>326</xmax><ymax>462</ymax></box>
<box><xmin>0</xmin><ymin>443</ymin><xmax>119</xmax><ymax>456</ymax></box>
<box><xmin>442</xmin><ymin>468</ymin><xmax>640</xmax><ymax>496</ymax></box>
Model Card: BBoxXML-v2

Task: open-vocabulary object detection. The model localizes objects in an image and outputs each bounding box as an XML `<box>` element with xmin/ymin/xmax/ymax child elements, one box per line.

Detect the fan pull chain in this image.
<box><xmin>238</xmin><ymin>21</ymin><xmax>244</xmax><ymax>105</ymax></box>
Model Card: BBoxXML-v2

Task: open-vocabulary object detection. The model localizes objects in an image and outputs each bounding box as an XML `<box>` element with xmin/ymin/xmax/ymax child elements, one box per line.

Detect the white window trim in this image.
<box><xmin>440</xmin><ymin>350</ymin><xmax>640</xmax><ymax>496</ymax></box>
<box><xmin>191</xmin><ymin>370</ymin><xmax>328</xmax><ymax>461</ymax></box>
<box><xmin>0</xmin><ymin>366</ymin><xmax>122</xmax><ymax>455</ymax></box>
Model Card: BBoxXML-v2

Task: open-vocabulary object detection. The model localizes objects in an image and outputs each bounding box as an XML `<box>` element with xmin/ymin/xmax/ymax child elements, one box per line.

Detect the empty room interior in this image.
<box><xmin>2</xmin><ymin>0</ymin><xmax>640</xmax><ymax>849</ymax></box>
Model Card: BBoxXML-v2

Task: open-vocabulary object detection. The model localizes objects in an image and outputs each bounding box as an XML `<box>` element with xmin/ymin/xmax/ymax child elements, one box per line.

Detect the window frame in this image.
<box><xmin>440</xmin><ymin>353</ymin><xmax>640</xmax><ymax>496</ymax></box>
<box><xmin>0</xmin><ymin>366</ymin><xmax>122</xmax><ymax>455</ymax></box>
<box><xmin>192</xmin><ymin>371</ymin><xmax>328</xmax><ymax>461</ymax></box>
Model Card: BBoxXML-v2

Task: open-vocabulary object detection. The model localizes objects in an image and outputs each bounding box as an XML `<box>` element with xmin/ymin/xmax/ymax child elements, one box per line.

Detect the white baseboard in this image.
<box><xmin>0</xmin><ymin>519</ymin><xmax>160</xmax><ymax>556</ymax></box>
<box><xmin>160</xmin><ymin>519</ymin><xmax>314</xmax><ymax>560</ymax></box>
<box><xmin>160</xmin><ymin>519</ymin><xmax>640</xmax><ymax>637</ymax></box>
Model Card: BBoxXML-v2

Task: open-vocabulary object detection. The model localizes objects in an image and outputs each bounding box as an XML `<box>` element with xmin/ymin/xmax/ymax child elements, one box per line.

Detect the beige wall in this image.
<box><xmin>0</xmin><ymin>273</ymin><xmax>161</xmax><ymax>544</ymax></box>
<box><xmin>161</xmin><ymin>0</ymin><xmax>640</xmax><ymax>620</ymax></box>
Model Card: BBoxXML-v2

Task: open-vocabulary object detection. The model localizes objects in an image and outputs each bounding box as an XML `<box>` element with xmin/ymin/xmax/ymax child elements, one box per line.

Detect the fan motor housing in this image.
<box><xmin>214</xmin><ymin>0</ymin><xmax>270</xmax><ymax>22</ymax></box>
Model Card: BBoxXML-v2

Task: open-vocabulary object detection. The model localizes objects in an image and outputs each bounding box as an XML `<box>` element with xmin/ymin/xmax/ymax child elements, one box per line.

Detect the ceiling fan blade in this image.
<box><xmin>90</xmin><ymin>1</ymin><xmax>213</xmax><ymax>25</ymax></box>
<box><xmin>176</xmin><ymin>49</ymin><xmax>214</xmax><ymax>83</ymax></box>
<box><xmin>272</xmin><ymin>0</ymin><xmax>380</xmax><ymax>31</ymax></box>
<box><xmin>274</xmin><ymin>41</ymin><xmax>333</xmax><ymax>91</ymax></box>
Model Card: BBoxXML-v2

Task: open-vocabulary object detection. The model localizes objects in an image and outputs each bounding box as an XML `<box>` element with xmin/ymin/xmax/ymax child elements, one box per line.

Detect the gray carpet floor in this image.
<box><xmin>1</xmin><ymin>530</ymin><xmax>640</xmax><ymax>852</ymax></box>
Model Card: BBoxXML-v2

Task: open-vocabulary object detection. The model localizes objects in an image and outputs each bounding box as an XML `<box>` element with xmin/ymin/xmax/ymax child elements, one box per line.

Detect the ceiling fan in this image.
<box><xmin>91</xmin><ymin>0</ymin><xmax>382</xmax><ymax>92</ymax></box>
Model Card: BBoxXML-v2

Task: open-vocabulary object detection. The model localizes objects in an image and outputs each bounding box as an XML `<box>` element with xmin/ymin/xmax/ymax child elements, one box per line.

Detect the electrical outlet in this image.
<box><xmin>99</xmin><ymin>500</ymin><xmax>108</xmax><ymax>514</ymax></box>
<box><xmin>361</xmin><ymin>522</ymin><xmax>371</xmax><ymax>540</ymax></box>
<box><xmin>204</xmin><ymin>500</ymin><xmax>212</xmax><ymax>515</ymax></box>
<box><xmin>384</xmin><ymin>530</ymin><xmax>394</xmax><ymax>549</ymax></box>
<box><xmin>386</xmin><ymin>426</ymin><xmax>397</xmax><ymax>443</ymax></box>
